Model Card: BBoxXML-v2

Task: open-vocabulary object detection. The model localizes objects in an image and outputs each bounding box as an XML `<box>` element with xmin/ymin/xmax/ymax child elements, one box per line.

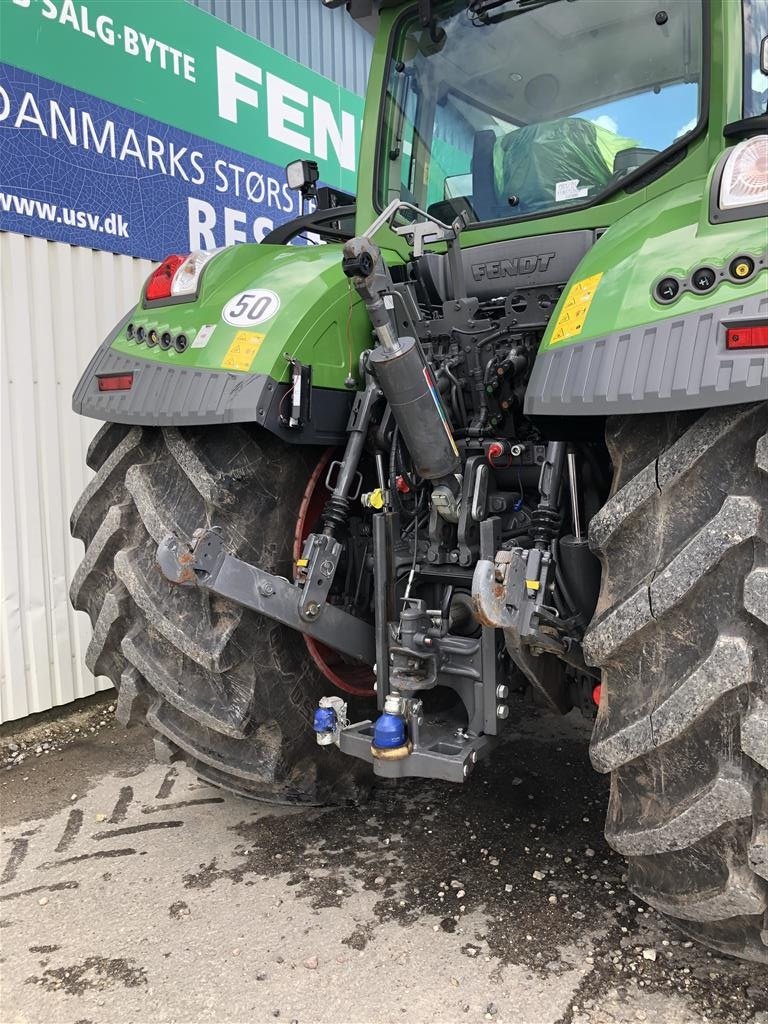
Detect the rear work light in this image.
<box><xmin>719</xmin><ymin>135</ymin><xmax>768</xmax><ymax>210</ymax></box>
<box><xmin>97</xmin><ymin>373</ymin><xmax>134</xmax><ymax>392</ymax></box>
<box><xmin>144</xmin><ymin>249</ymin><xmax>221</xmax><ymax>303</ymax></box>
<box><xmin>171</xmin><ymin>249</ymin><xmax>220</xmax><ymax>296</ymax></box>
<box><xmin>726</xmin><ymin>324</ymin><xmax>768</xmax><ymax>350</ymax></box>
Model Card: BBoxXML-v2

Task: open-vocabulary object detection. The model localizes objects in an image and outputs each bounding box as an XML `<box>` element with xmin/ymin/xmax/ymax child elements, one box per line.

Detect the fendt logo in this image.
<box><xmin>471</xmin><ymin>253</ymin><xmax>556</xmax><ymax>281</ymax></box>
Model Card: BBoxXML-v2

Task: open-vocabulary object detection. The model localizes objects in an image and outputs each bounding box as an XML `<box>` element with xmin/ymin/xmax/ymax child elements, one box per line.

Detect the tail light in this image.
<box><xmin>144</xmin><ymin>249</ymin><xmax>221</xmax><ymax>303</ymax></box>
<box><xmin>97</xmin><ymin>373</ymin><xmax>134</xmax><ymax>392</ymax></box>
<box><xmin>726</xmin><ymin>324</ymin><xmax>768</xmax><ymax>350</ymax></box>
<box><xmin>145</xmin><ymin>254</ymin><xmax>186</xmax><ymax>301</ymax></box>
<box><xmin>719</xmin><ymin>135</ymin><xmax>768</xmax><ymax>210</ymax></box>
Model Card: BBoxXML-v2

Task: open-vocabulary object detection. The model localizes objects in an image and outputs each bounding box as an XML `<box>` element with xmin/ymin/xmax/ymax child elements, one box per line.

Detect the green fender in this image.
<box><xmin>112</xmin><ymin>243</ymin><xmax>374</xmax><ymax>388</ymax></box>
<box><xmin>526</xmin><ymin>163</ymin><xmax>768</xmax><ymax>417</ymax></box>
<box><xmin>73</xmin><ymin>243</ymin><xmax>403</xmax><ymax>439</ymax></box>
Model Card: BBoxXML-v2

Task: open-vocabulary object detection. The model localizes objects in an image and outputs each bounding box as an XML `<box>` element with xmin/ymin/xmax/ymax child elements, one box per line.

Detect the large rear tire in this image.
<box><xmin>70</xmin><ymin>422</ymin><xmax>371</xmax><ymax>805</ymax></box>
<box><xmin>584</xmin><ymin>402</ymin><xmax>768</xmax><ymax>963</ymax></box>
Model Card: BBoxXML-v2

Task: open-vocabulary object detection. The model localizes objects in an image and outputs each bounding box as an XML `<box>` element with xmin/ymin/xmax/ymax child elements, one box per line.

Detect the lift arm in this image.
<box><xmin>156</xmin><ymin>531</ymin><xmax>376</xmax><ymax>666</ymax></box>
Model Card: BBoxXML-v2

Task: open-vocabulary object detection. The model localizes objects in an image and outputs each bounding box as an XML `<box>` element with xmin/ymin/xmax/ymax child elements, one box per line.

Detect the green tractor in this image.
<box><xmin>70</xmin><ymin>0</ymin><xmax>768</xmax><ymax>962</ymax></box>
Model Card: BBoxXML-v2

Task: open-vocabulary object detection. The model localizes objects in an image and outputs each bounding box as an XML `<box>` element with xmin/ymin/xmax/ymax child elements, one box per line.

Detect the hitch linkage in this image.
<box><xmin>156</xmin><ymin>530</ymin><xmax>376</xmax><ymax>666</ymax></box>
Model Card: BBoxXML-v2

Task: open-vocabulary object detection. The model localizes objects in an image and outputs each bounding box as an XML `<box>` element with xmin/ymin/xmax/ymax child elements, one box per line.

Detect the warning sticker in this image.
<box><xmin>191</xmin><ymin>324</ymin><xmax>216</xmax><ymax>349</ymax></box>
<box><xmin>549</xmin><ymin>273</ymin><xmax>603</xmax><ymax>344</ymax></box>
<box><xmin>220</xmin><ymin>331</ymin><xmax>265</xmax><ymax>372</ymax></box>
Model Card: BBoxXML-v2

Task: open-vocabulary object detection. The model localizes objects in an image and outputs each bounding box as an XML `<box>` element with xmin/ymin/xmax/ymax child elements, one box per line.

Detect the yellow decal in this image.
<box><xmin>550</xmin><ymin>272</ymin><xmax>603</xmax><ymax>344</ymax></box>
<box><xmin>220</xmin><ymin>331</ymin><xmax>265</xmax><ymax>372</ymax></box>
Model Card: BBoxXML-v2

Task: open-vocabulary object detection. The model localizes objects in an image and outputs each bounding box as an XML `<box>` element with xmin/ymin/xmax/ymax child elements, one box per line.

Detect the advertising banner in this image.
<box><xmin>0</xmin><ymin>0</ymin><xmax>364</xmax><ymax>260</ymax></box>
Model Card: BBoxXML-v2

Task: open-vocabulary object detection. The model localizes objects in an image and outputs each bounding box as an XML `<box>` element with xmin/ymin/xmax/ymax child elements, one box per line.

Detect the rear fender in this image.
<box><xmin>72</xmin><ymin>243</ymin><xmax>388</xmax><ymax>442</ymax></box>
<box><xmin>526</xmin><ymin>168</ymin><xmax>768</xmax><ymax>417</ymax></box>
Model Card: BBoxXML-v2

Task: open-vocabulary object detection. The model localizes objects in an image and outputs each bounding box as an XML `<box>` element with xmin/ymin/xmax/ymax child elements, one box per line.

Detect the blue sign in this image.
<box><xmin>0</xmin><ymin>63</ymin><xmax>311</xmax><ymax>261</ymax></box>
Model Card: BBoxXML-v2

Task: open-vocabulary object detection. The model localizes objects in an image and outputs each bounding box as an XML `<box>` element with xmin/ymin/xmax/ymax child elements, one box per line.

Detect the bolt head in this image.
<box><xmin>471</xmin><ymin>751</ymin><xmax>478</xmax><ymax>764</ymax></box>
<box><xmin>496</xmin><ymin>704</ymin><xmax>509</xmax><ymax>719</ymax></box>
<box><xmin>463</xmin><ymin>764</ymin><xmax>470</xmax><ymax>777</ymax></box>
<box><xmin>496</xmin><ymin>684</ymin><xmax>509</xmax><ymax>700</ymax></box>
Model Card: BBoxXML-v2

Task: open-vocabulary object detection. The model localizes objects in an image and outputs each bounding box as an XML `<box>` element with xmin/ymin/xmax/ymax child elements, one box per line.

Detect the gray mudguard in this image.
<box><xmin>72</xmin><ymin>315</ymin><xmax>352</xmax><ymax>444</ymax></box>
<box><xmin>525</xmin><ymin>292</ymin><xmax>768</xmax><ymax>417</ymax></box>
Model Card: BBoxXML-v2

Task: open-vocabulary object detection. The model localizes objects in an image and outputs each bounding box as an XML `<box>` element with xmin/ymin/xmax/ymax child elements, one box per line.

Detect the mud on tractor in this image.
<box><xmin>70</xmin><ymin>0</ymin><xmax>768</xmax><ymax>963</ymax></box>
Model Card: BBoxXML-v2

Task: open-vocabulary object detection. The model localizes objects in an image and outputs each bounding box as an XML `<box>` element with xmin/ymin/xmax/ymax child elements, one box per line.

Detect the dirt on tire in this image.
<box><xmin>70</xmin><ymin>422</ymin><xmax>372</xmax><ymax>806</ymax></box>
<box><xmin>584</xmin><ymin>402</ymin><xmax>768</xmax><ymax>964</ymax></box>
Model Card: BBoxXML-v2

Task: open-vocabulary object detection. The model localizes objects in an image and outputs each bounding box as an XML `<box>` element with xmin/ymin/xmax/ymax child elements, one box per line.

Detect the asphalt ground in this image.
<box><xmin>1</xmin><ymin>701</ymin><xmax>766</xmax><ymax>1024</ymax></box>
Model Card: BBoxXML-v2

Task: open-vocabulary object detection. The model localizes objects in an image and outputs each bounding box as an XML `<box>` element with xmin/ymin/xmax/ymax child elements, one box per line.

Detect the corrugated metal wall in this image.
<box><xmin>0</xmin><ymin>234</ymin><xmax>154</xmax><ymax>722</ymax></box>
<box><xmin>188</xmin><ymin>0</ymin><xmax>373</xmax><ymax>96</ymax></box>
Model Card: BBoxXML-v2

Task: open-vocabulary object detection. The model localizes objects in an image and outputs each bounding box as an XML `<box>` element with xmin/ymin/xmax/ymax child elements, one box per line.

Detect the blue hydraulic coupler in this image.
<box><xmin>314</xmin><ymin>697</ymin><xmax>347</xmax><ymax>747</ymax></box>
<box><xmin>372</xmin><ymin>712</ymin><xmax>407</xmax><ymax>750</ymax></box>
<box><xmin>314</xmin><ymin>706</ymin><xmax>337</xmax><ymax>735</ymax></box>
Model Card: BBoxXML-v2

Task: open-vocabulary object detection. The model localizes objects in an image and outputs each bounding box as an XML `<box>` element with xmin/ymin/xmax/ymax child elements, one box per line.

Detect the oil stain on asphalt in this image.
<box><xmin>0</xmin><ymin>706</ymin><xmax>765</xmax><ymax>1024</ymax></box>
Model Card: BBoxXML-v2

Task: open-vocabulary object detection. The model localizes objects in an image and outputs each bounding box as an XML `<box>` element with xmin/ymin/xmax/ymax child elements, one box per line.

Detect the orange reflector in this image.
<box><xmin>97</xmin><ymin>373</ymin><xmax>134</xmax><ymax>392</ymax></box>
<box><xmin>726</xmin><ymin>324</ymin><xmax>768</xmax><ymax>349</ymax></box>
<box><xmin>591</xmin><ymin>684</ymin><xmax>602</xmax><ymax>707</ymax></box>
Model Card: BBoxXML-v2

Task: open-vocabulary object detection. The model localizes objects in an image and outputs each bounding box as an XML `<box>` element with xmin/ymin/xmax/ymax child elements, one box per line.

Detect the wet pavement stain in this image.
<box><xmin>180</xmin><ymin>719</ymin><xmax>767</xmax><ymax>1022</ymax></box>
<box><xmin>25</xmin><ymin>956</ymin><xmax>147</xmax><ymax>995</ymax></box>
<box><xmin>3</xmin><ymin>706</ymin><xmax>766</xmax><ymax>1023</ymax></box>
<box><xmin>169</xmin><ymin>900</ymin><xmax>191</xmax><ymax>920</ymax></box>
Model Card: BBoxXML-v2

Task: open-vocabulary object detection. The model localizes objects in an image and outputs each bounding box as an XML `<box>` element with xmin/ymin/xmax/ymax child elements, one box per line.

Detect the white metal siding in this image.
<box><xmin>0</xmin><ymin>233</ymin><xmax>153</xmax><ymax>722</ymax></box>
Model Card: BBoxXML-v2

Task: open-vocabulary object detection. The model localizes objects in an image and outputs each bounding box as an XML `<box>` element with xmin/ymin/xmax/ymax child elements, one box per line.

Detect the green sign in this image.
<box><xmin>1</xmin><ymin>0</ymin><xmax>364</xmax><ymax>192</ymax></box>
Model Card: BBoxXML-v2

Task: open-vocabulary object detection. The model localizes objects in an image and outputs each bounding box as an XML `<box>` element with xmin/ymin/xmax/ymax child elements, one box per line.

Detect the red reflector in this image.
<box><xmin>591</xmin><ymin>684</ymin><xmax>602</xmax><ymax>707</ymax></box>
<box><xmin>97</xmin><ymin>373</ymin><xmax>134</xmax><ymax>392</ymax></box>
<box><xmin>726</xmin><ymin>324</ymin><xmax>768</xmax><ymax>349</ymax></box>
<box><xmin>145</xmin><ymin>253</ymin><xmax>186</xmax><ymax>301</ymax></box>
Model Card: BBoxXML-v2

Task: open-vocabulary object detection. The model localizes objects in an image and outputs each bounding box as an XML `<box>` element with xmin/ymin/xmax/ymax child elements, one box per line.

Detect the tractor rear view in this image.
<box><xmin>69</xmin><ymin>0</ymin><xmax>768</xmax><ymax>963</ymax></box>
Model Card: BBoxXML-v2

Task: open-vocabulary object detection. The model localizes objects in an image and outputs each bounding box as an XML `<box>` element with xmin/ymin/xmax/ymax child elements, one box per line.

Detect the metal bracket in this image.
<box><xmin>297</xmin><ymin>532</ymin><xmax>343</xmax><ymax>621</ymax></box>
<box><xmin>156</xmin><ymin>531</ymin><xmax>375</xmax><ymax>665</ymax></box>
<box><xmin>457</xmin><ymin>455</ymin><xmax>486</xmax><ymax>567</ymax></box>
<box><xmin>472</xmin><ymin>536</ymin><xmax>572</xmax><ymax>714</ymax></box>
<box><xmin>339</xmin><ymin>715</ymin><xmax>494</xmax><ymax>782</ymax></box>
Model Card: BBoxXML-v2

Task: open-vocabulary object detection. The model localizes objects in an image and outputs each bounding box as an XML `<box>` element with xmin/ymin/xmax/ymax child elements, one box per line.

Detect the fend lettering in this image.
<box><xmin>215</xmin><ymin>47</ymin><xmax>357</xmax><ymax>173</ymax></box>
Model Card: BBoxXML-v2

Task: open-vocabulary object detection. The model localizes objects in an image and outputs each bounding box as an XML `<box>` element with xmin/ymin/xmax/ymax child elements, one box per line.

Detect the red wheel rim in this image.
<box><xmin>293</xmin><ymin>449</ymin><xmax>375</xmax><ymax>698</ymax></box>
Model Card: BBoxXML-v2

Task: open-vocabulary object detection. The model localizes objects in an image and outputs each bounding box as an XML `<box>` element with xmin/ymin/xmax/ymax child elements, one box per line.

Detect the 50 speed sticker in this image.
<box><xmin>222</xmin><ymin>289</ymin><xmax>280</xmax><ymax>327</ymax></box>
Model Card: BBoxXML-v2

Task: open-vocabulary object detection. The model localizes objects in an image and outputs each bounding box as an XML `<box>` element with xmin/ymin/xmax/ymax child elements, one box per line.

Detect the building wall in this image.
<box><xmin>0</xmin><ymin>234</ymin><xmax>154</xmax><ymax>722</ymax></box>
<box><xmin>189</xmin><ymin>0</ymin><xmax>373</xmax><ymax>96</ymax></box>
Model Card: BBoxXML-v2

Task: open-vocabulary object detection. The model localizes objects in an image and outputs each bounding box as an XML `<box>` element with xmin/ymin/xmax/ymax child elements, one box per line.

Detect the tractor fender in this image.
<box><xmin>72</xmin><ymin>242</ymin><xmax>386</xmax><ymax>442</ymax></box>
<box><xmin>525</xmin><ymin>172</ymin><xmax>768</xmax><ymax>417</ymax></box>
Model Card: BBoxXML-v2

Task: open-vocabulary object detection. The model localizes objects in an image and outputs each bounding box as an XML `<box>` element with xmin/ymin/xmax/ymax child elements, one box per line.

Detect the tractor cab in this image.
<box><xmin>346</xmin><ymin>0</ymin><xmax>766</xmax><ymax>245</ymax></box>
